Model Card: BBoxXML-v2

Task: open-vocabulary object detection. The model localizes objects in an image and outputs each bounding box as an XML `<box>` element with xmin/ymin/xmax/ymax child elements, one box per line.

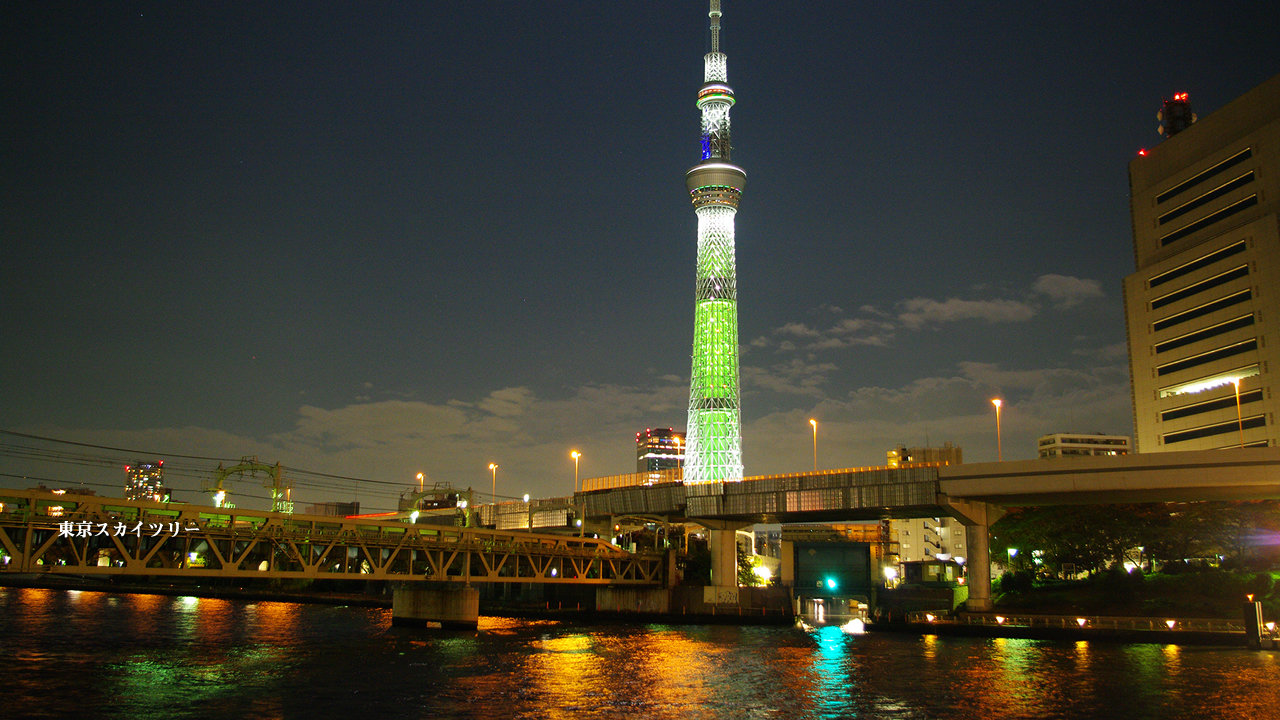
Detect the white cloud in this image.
<box><xmin>897</xmin><ymin>297</ymin><xmax>1037</xmax><ymax>329</ymax></box>
<box><xmin>1032</xmin><ymin>274</ymin><xmax>1104</xmax><ymax>308</ymax></box>
<box><xmin>742</xmin><ymin>358</ymin><xmax>837</xmax><ymax>397</ymax></box>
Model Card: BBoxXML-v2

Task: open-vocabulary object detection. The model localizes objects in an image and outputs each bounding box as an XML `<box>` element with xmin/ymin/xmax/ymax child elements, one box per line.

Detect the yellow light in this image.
<box><xmin>925</xmin><ymin>613</ymin><xmax>935</xmax><ymax>623</ymax></box>
<box><xmin>991</xmin><ymin>398</ymin><xmax>1002</xmax><ymax>409</ymax></box>
<box><xmin>488</xmin><ymin>463</ymin><xmax>497</xmax><ymax>471</ymax></box>
<box><xmin>570</xmin><ymin>450</ymin><xmax>581</xmax><ymax>460</ymax></box>
<box><xmin>995</xmin><ymin>616</ymin><xmax>1005</xmax><ymax>624</ymax></box>
<box><xmin>809</xmin><ymin>418</ymin><xmax>817</xmax><ymax>428</ymax></box>
<box><xmin>1165</xmin><ymin>620</ymin><xmax>1176</xmax><ymax>630</ymax></box>
<box><xmin>1266</xmin><ymin>622</ymin><xmax>1276</xmax><ymax>632</ymax></box>
<box><xmin>1076</xmin><ymin>618</ymin><xmax>1088</xmax><ymax>627</ymax></box>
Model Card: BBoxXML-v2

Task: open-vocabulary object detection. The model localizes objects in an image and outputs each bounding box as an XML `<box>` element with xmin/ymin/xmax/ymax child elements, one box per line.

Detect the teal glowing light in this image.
<box><xmin>826</xmin><ymin>577</ymin><xmax>838</xmax><ymax>590</ymax></box>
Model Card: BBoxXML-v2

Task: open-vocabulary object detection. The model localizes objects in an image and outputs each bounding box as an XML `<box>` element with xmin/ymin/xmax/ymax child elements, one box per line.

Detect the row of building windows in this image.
<box><xmin>1156</xmin><ymin>338</ymin><xmax>1258</xmax><ymax>377</ymax></box>
<box><xmin>1155</xmin><ymin>147</ymin><xmax>1253</xmax><ymax>204</ymax></box>
<box><xmin>1161</xmin><ymin>389</ymin><xmax>1265</xmax><ymax>422</ymax></box>
<box><xmin>1154</xmin><ymin>314</ymin><xmax>1254</xmax><ymax>354</ymax></box>
<box><xmin>1158</xmin><ymin>363</ymin><xmax>1259</xmax><ymax>399</ymax></box>
<box><xmin>1158</xmin><ymin>171</ymin><xmax>1255</xmax><ymax>226</ymax></box>
<box><xmin>1150</xmin><ymin>264</ymin><xmax>1249</xmax><ymax>310</ymax></box>
<box><xmin>1153</xmin><ymin>289</ymin><xmax>1252</xmax><ymax>333</ymax></box>
<box><xmin>1159</xmin><ymin>194</ymin><xmax>1258</xmax><ymax>247</ymax></box>
<box><xmin>1162</xmin><ymin>413</ymin><xmax>1266</xmax><ymax>445</ymax></box>
<box><xmin>1149</xmin><ymin>240</ymin><xmax>1247</xmax><ymax>289</ymax></box>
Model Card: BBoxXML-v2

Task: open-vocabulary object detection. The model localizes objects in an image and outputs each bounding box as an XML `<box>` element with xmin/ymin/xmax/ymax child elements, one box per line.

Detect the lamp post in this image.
<box><xmin>570</xmin><ymin>450</ymin><xmax>582</xmax><ymax>537</ymax></box>
<box><xmin>416</xmin><ymin>472</ymin><xmax>424</xmax><ymax>493</ymax></box>
<box><xmin>991</xmin><ymin>398</ymin><xmax>1003</xmax><ymax>461</ymax></box>
<box><xmin>1233</xmin><ymin>378</ymin><xmax>1245</xmax><ymax>448</ymax></box>
<box><xmin>489</xmin><ymin>463</ymin><xmax>498</xmax><ymax>503</ymax></box>
<box><xmin>809</xmin><ymin>419</ymin><xmax>818</xmax><ymax>472</ymax></box>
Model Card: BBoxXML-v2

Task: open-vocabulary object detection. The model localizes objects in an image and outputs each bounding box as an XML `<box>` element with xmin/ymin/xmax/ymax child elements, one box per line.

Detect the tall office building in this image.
<box><xmin>1123</xmin><ymin>74</ymin><xmax>1280</xmax><ymax>452</ymax></box>
<box><xmin>684</xmin><ymin>0</ymin><xmax>747</xmax><ymax>483</ymax></box>
<box><xmin>124</xmin><ymin>460</ymin><xmax>170</xmax><ymax>502</ymax></box>
<box><xmin>636</xmin><ymin>427</ymin><xmax>686</xmax><ymax>473</ymax></box>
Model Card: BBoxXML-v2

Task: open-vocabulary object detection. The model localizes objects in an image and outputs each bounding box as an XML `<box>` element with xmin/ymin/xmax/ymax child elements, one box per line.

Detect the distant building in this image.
<box><xmin>886</xmin><ymin>442</ymin><xmax>962</xmax><ymax>467</ymax></box>
<box><xmin>1123</xmin><ymin>74</ymin><xmax>1280</xmax><ymax>451</ymax></box>
<box><xmin>124</xmin><ymin>461</ymin><xmax>170</xmax><ymax>502</ymax></box>
<box><xmin>885</xmin><ymin>444</ymin><xmax>966</xmax><ymax>565</ymax></box>
<box><xmin>304</xmin><ymin>501</ymin><xmax>360</xmax><ymax>516</ymax></box>
<box><xmin>1037</xmin><ymin>433</ymin><xmax>1131</xmax><ymax>459</ymax></box>
<box><xmin>636</xmin><ymin>428</ymin><xmax>685</xmax><ymax>473</ymax></box>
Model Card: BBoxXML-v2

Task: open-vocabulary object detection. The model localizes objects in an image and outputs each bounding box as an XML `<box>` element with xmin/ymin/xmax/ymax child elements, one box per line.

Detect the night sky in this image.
<box><xmin>3</xmin><ymin>2</ymin><xmax>1276</xmax><ymax>511</ymax></box>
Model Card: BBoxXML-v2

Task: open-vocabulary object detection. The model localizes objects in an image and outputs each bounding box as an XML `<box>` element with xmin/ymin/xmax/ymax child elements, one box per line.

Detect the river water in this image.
<box><xmin>2</xmin><ymin>587</ymin><xmax>1277</xmax><ymax>720</ymax></box>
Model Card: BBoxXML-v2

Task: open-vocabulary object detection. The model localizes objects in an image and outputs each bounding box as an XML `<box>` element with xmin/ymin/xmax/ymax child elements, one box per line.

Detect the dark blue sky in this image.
<box><xmin>3</xmin><ymin>2</ymin><xmax>1276</xmax><ymax>510</ymax></box>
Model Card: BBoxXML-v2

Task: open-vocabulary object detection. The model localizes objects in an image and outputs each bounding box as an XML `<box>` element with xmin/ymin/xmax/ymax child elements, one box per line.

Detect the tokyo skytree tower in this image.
<box><xmin>683</xmin><ymin>0</ymin><xmax>745</xmax><ymax>484</ymax></box>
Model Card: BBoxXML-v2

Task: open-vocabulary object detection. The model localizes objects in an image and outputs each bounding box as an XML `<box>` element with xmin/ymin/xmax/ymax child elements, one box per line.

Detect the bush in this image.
<box><xmin>999</xmin><ymin>570</ymin><xmax>1034</xmax><ymax>595</ymax></box>
<box><xmin>1246</xmin><ymin>572</ymin><xmax>1274</xmax><ymax>599</ymax></box>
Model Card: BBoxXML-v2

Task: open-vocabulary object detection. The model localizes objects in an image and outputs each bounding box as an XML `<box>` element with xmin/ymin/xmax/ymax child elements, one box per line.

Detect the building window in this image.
<box><xmin>1158</xmin><ymin>364</ymin><xmax>1259</xmax><ymax>398</ymax></box>
<box><xmin>1161</xmin><ymin>389</ymin><xmax>1264</xmax><ymax>422</ymax></box>
<box><xmin>1152</xmin><ymin>290</ymin><xmax>1251</xmax><ymax>333</ymax></box>
<box><xmin>1159</xmin><ymin>195</ymin><xmax>1258</xmax><ymax>248</ymax></box>
<box><xmin>1162</xmin><ymin>414</ymin><xmax>1266</xmax><ymax>444</ymax></box>
<box><xmin>1155</xmin><ymin>148</ymin><xmax>1253</xmax><ymax>204</ymax></box>
<box><xmin>1155</xmin><ymin>339</ymin><xmax>1258</xmax><ymax>377</ymax></box>
<box><xmin>1150</xmin><ymin>265</ymin><xmax>1249</xmax><ymax>310</ymax></box>
<box><xmin>1155</xmin><ymin>314</ymin><xmax>1254</xmax><ymax>354</ymax></box>
<box><xmin>1148</xmin><ymin>240</ymin><xmax>1247</xmax><ymax>289</ymax></box>
<box><xmin>1158</xmin><ymin>172</ymin><xmax>1255</xmax><ymax>226</ymax></box>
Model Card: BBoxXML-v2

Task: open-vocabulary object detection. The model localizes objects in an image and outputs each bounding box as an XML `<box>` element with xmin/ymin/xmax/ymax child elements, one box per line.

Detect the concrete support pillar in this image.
<box><xmin>940</xmin><ymin>496</ymin><xmax>1004</xmax><ymax>613</ymax></box>
<box><xmin>779</xmin><ymin>540</ymin><xmax>795</xmax><ymax>587</ymax></box>
<box><xmin>708</xmin><ymin>528</ymin><xmax>738</xmax><ymax>588</ymax></box>
<box><xmin>698</xmin><ymin>520</ymin><xmax>748</xmax><ymax>605</ymax></box>
<box><xmin>392</xmin><ymin>585</ymin><xmax>479</xmax><ymax>630</ymax></box>
<box><xmin>964</xmin><ymin>523</ymin><xmax>993</xmax><ymax>612</ymax></box>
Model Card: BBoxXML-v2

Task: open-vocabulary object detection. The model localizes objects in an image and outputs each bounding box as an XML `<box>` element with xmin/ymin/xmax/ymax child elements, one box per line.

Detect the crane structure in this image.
<box><xmin>203</xmin><ymin>456</ymin><xmax>293</xmax><ymax>513</ymax></box>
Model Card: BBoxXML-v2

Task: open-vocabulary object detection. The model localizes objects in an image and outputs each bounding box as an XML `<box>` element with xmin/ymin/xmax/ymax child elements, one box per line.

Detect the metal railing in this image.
<box><xmin>909</xmin><ymin>611</ymin><xmax>1246</xmax><ymax>633</ymax></box>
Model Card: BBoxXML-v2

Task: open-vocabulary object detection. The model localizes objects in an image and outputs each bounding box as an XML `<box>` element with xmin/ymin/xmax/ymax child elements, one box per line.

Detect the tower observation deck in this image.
<box><xmin>684</xmin><ymin>0</ymin><xmax>746</xmax><ymax>484</ymax></box>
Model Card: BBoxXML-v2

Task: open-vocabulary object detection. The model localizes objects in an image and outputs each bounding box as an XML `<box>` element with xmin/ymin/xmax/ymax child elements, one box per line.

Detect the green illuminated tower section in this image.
<box><xmin>684</xmin><ymin>0</ymin><xmax>745</xmax><ymax>483</ymax></box>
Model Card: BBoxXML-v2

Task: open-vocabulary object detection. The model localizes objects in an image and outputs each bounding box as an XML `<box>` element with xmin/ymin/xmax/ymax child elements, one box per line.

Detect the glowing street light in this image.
<box><xmin>416</xmin><ymin>472</ymin><xmax>424</xmax><ymax>493</ymax></box>
<box><xmin>991</xmin><ymin>398</ymin><xmax>1003</xmax><ymax>461</ymax></box>
<box><xmin>488</xmin><ymin>463</ymin><xmax>498</xmax><ymax>503</ymax></box>
<box><xmin>570</xmin><ymin>450</ymin><xmax>583</xmax><ymax>537</ymax></box>
<box><xmin>809</xmin><ymin>419</ymin><xmax>818</xmax><ymax>472</ymax></box>
<box><xmin>1232</xmin><ymin>378</ymin><xmax>1245</xmax><ymax>448</ymax></box>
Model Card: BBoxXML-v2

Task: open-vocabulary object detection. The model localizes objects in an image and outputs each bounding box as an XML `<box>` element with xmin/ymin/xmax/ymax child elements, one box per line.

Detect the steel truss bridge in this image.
<box><xmin>0</xmin><ymin>489</ymin><xmax>664</xmax><ymax>586</ymax></box>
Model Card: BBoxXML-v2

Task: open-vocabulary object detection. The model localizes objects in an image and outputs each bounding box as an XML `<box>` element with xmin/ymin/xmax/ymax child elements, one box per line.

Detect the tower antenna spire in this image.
<box><xmin>709</xmin><ymin>0</ymin><xmax>721</xmax><ymax>53</ymax></box>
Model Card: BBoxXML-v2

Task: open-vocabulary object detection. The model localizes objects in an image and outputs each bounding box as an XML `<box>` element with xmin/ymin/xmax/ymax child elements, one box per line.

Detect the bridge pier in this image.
<box><xmin>701</xmin><ymin>521</ymin><xmax>748</xmax><ymax>605</ymax></box>
<box><xmin>940</xmin><ymin>496</ymin><xmax>1004</xmax><ymax>613</ymax></box>
<box><xmin>391</xmin><ymin>584</ymin><xmax>479</xmax><ymax>630</ymax></box>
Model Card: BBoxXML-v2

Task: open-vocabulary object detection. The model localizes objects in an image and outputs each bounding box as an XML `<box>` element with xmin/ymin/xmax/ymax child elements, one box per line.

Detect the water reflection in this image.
<box><xmin>3</xmin><ymin>588</ymin><xmax>1280</xmax><ymax>720</ymax></box>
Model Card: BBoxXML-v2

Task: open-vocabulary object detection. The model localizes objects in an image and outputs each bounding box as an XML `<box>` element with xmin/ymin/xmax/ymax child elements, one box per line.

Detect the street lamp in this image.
<box><xmin>809</xmin><ymin>419</ymin><xmax>818</xmax><ymax>472</ymax></box>
<box><xmin>416</xmin><ymin>472</ymin><xmax>424</xmax><ymax>493</ymax></box>
<box><xmin>570</xmin><ymin>450</ymin><xmax>583</xmax><ymax>537</ymax></box>
<box><xmin>991</xmin><ymin>398</ymin><xmax>1003</xmax><ymax>461</ymax></box>
<box><xmin>1232</xmin><ymin>378</ymin><xmax>1245</xmax><ymax>448</ymax></box>
<box><xmin>489</xmin><ymin>463</ymin><xmax>498</xmax><ymax>503</ymax></box>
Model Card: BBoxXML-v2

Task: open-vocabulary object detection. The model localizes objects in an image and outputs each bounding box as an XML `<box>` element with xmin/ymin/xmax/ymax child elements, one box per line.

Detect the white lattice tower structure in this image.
<box><xmin>684</xmin><ymin>0</ymin><xmax>746</xmax><ymax>484</ymax></box>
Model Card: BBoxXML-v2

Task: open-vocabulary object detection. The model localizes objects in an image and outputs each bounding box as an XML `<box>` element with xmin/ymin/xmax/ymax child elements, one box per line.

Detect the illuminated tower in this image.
<box><xmin>684</xmin><ymin>0</ymin><xmax>746</xmax><ymax>483</ymax></box>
